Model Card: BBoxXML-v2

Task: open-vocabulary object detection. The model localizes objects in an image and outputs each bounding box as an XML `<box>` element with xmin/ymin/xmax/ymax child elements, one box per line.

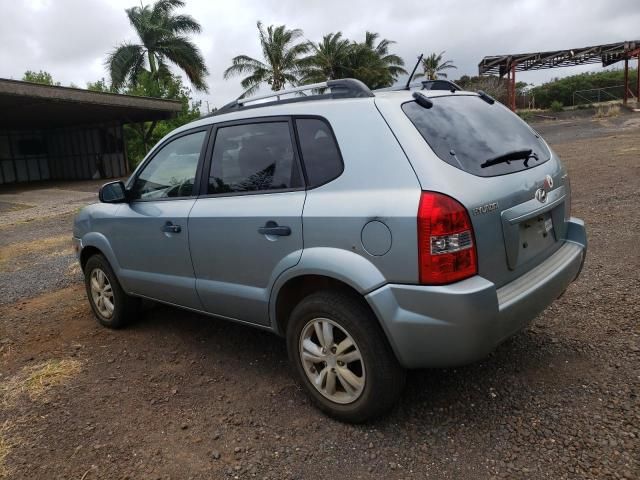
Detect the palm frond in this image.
<box><xmin>165</xmin><ymin>14</ymin><xmax>201</xmax><ymax>35</ymax></box>
<box><xmin>151</xmin><ymin>0</ymin><xmax>184</xmax><ymax>18</ymax></box>
<box><xmin>227</xmin><ymin>21</ymin><xmax>308</xmax><ymax>92</ymax></box>
<box><xmin>223</xmin><ymin>55</ymin><xmax>268</xmax><ymax>78</ymax></box>
<box><xmin>238</xmin><ymin>69</ymin><xmax>271</xmax><ymax>98</ymax></box>
<box><xmin>155</xmin><ymin>36</ymin><xmax>209</xmax><ymax>91</ymax></box>
<box><xmin>106</xmin><ymin>43</ymin><xmax>146</xmax><ymax>90</ymax></box>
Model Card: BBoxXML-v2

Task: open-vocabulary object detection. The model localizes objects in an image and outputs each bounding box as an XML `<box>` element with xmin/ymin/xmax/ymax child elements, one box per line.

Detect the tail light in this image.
<box><xmin>418</xmin><ymin>192</ymin><xmax>477</xmax><ymax>285</ymax></box>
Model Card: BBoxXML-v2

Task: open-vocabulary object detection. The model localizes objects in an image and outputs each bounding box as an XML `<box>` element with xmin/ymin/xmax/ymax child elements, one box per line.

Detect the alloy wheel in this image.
<box><xmin>90</xmin><ymin>268</ymin><xmax>114</xmax><ymax>319</ymax></box>
<box><xmin>299</xmin><ymin>318</ymin><xmax>365</xmax><ymax>404</ymax></box>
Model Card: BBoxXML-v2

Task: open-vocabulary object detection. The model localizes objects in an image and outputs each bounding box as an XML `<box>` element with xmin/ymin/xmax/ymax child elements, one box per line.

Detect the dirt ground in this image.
<box><xmin>0</xmin><ymin>115</ymin><xmax>638</xmax><ymax>480</ymax></box>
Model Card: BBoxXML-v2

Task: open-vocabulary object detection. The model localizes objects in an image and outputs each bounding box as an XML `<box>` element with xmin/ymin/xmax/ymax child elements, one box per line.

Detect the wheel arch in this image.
<box><xmin>78</xmin><ymin>232</ymin><xmax>121</xmax><ymax>276</ymax></box>
<box><xmin>269</xmin><ymin>247</ymin><xmax>388</xmax><ymax>336</ymax></box>
<box><xmin>80</xmin><ymin>245</ymin><xmax>103</xmax><ymax>271</ymax></box>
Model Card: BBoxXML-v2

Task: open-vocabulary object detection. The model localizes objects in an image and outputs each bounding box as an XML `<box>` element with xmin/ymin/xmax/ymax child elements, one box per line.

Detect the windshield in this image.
<box><xmin>402</xmin><ymin>95</ymin><xmax>550</xmax><ymax>177</ymax></box>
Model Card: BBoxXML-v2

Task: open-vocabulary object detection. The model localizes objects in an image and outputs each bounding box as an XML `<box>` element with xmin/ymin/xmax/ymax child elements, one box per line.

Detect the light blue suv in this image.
<box><xmin>73</xmin><ymin>79</ymin><xmax>587</xmax><ymax>422</ymax></box>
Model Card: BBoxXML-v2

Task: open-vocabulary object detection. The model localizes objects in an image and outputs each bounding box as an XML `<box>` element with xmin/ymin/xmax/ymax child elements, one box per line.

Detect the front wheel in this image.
<box><xmin>84</xmin><ymin>254</ymin><xmax>139</xmax><ymax>329</ymax></box>
<box><xmin>287</xmin><ymin>290</ymin><xmax>405</xmax><ymax>423</ymax></box>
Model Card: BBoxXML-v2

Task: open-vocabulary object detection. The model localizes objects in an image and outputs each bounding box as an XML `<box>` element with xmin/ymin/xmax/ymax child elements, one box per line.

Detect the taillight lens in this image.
<box><xmin>418</xmin><ymin>192</ymin><xmax>478</xmax><ymax>285</ymax></box>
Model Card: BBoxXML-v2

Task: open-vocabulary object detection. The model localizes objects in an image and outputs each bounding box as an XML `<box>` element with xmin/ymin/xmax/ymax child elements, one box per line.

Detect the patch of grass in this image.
<box><xmin>517</xmin><ymin>110</ymin><xmax>533</xmax><ymax>121</ymax></box>
<box><xmin>0</xmin><ymin>234</ymin><xmax>71</xmax><ymax>267</ymax></box>
<box><xmin>0</xmin><ymin>202</ymin><xmax>33</xmax><ymax>215</ymax></box>
<box><xmin>0</xmin><ymin>422</ymin><xmax>13</xmax><ymax>479</ymax></box>
<box><xmin>2</xmin><ymin>359</ymin><xmax>82</xmax><ymax>405</ymax></box>
<box><xmin>594</xmin><ymin>104</ymin><xmax>621</xmax><ymax>118</ymax></box>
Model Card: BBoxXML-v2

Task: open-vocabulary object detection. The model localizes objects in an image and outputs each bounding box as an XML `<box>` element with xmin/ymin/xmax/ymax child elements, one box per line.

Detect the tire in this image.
<box><xmin>83</xmin><ymin>254</ymin><xmax>139</xmax><ymax>329</ymax></box>
<box><xmin>287</xmin><ymin>290</ymin><xmax>406</xmax><ymax>423</ymax></box>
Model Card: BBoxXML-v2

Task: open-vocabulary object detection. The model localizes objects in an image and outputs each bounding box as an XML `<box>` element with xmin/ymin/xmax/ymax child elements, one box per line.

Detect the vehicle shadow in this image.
<box><xmin>128</xmin><ymin>302</ymin><xmax>584</xmax><ymax>430</ymax></box>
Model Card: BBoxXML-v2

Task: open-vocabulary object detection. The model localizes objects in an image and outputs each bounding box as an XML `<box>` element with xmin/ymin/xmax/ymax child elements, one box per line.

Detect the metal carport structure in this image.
<box><xmin>0</xmin><ymin>79</ymin><xmax>182</xmax><ymax>184</ymax></box>
<box><xmin>478</xmin><ymin>40</ymin><xmax>640</xmax><ymax>110</ymax></box>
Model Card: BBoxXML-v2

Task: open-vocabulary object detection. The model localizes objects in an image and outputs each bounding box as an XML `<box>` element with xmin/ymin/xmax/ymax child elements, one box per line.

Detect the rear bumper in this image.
<box><xmin>366</xmin><ymin>218</ymin><xmax>586</xmax><ymax>369</ymax></box>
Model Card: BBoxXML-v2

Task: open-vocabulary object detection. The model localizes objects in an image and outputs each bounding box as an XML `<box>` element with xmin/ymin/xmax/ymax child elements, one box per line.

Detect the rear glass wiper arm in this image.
<box><xmin>480</xmin><ymin>149</ymin><xmax>539</xmax><ymax>169</ymax></box>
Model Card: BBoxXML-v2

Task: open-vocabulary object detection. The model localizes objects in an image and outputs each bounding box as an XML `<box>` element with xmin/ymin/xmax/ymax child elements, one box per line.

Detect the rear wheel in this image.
<box><xmin>84</xmin><ymin>254</ymin><xmax>139</xmax><ymax>329</ymax></box>
<box><xmin>287</xmin><ymin>290</ymin><xmax>405</xmax><ymax>423</ymax></box>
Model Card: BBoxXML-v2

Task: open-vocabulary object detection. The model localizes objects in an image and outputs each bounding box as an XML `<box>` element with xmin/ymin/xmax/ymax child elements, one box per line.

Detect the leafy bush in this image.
<box><xmin>22</xmin><ymin>70</ymin><xmax>60</xmax><ymax>86</ymax></box>
<box><xmin>517</xmin><ymin>110</ymin><xmax>533</xmax><ymax>121</ymax></box>
<box><xmin>550</xmin><ymin>101</ymin><xmax>564</xmax><ymax>112</ymax></box>
<box><xmin>529</xmin><ymin>69</ymin><xmax>637</xmax><ymax>108</ymax></box>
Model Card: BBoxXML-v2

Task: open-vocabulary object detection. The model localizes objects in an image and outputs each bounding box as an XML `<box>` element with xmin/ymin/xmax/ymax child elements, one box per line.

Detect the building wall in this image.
<box><xmin>0</xmin><ymin>123</ymin><xmax>127</xmax><ymax>184</ymax></box>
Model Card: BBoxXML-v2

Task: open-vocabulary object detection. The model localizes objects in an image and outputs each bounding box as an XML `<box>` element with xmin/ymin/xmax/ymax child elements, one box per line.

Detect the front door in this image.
<box><xmin>110</xmin><ymin>128</ymin><xmax>208</xmax><ymax>309</ymax></box>
<box><xmin>188</xmin><ymin>119</ymin><xmax>305</xmax><ymax>325</ymax></box>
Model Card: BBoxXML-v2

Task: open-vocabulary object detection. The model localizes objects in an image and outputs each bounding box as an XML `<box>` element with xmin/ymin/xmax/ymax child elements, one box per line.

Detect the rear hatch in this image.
<box><xmin>375</xmin><ymin>91</ymin><xmax>571</xmax><ymax>288</ymax></box>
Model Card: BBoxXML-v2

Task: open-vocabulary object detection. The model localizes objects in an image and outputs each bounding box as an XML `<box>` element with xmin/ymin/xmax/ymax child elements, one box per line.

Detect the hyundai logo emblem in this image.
<box><xmin>544</xmin><ymin>174</ymin><xmax>554</xmax><ymax>190</ymax></box>
<box><xmin>535</xmin><ymin>175</ymin><xmax>554</xmax><ymax>203</ymax></box>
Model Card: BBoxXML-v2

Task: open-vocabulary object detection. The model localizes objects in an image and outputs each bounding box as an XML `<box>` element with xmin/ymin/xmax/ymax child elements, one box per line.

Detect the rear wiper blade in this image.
<box><xmin>480</xmin><ymin>149</ymin><xmax>539</xmax><ymax>168</ymax></box>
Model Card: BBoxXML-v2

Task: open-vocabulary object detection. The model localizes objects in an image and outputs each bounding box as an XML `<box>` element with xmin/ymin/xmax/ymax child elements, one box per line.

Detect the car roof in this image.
<box><xmin>171</xmin><ymin>88</ymin><xmax>480</xmax><ymax>137</ymax></box>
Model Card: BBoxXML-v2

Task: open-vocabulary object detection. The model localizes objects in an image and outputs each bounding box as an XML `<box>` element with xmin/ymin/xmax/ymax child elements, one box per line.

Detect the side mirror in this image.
<box><xmin>99</xmin><ymin>181</ymin><xmax>128</xmax><ymax>203</ymax></box>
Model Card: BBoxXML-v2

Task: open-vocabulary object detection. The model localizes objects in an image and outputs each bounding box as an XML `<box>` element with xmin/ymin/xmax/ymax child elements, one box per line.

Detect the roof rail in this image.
<box><xmin>211</xmin><ymin>78</ymin><xmax>374</xmax><ymax>116</ymax></box>
<box><xmin>375</xmin><ymin>79</ymin><xmax>462</xmax><ymax>93</ymax></box>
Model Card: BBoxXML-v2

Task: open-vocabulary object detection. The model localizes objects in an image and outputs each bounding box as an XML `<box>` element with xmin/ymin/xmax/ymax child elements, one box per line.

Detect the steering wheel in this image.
<box><xmin>168</xmin><ymin>178</ymin><xmax>193</xmax><ymax>197</ymax></box>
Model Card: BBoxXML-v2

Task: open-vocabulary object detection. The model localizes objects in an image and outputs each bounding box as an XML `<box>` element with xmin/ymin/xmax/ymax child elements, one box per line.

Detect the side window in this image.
<box><xmin>295</xmin><ymin>118</ymin><xmax>343</xmax><ymax>187</ymax></box>
<box><xmin>130</xmin><ymin>130</ymin><xmax>206</xmax><ymax>200</ymax></box>
<box><xmin>208</xmin><ymin>122</ymin><xmax>302</xmax><ymax>194</ymax></box>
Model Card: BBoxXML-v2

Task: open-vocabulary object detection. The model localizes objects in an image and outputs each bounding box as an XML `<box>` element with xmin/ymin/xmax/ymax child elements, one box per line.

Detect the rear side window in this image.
<box><xmin>295</xmin><ymin>118</ymin><xmax>343</xmax><ymax>187</ymax></box>
<box><xmin>208</xmin><ymin>122</ymin><xmax>302</xmax><ymax>194</ymax></box>
<box><xmin>402</xmin><ymin>95</ymin><xmax>550</xmax><ymax>177</ymax></box>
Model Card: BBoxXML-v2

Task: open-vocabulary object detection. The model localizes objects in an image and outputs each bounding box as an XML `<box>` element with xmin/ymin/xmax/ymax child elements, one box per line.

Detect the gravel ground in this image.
<box><xmin>0</xmin><ymin>213</ymin><xmax>80</xmax><ymax>306</ymax></box>
<box><xmin>0</xmin><ymin>118</ymin><xmax>638</xmax><ymax>479</ymax></box>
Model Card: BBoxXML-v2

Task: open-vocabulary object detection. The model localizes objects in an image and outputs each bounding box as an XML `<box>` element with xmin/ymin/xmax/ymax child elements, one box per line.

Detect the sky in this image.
<box><xmin>1</xmin><ymin>0</ymin><xmax>639</xmax><ymax>111</ymax></box>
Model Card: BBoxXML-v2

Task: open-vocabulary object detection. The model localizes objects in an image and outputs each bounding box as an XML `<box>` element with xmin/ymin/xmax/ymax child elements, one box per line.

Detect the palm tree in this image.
<box><xmin>413</xmin><ymin>51</ymin><xmax>457</xmax><ymax>81</ymax></box>
<box><xmin>300</xmin><ymin>32</ymin><xmax>352</xmax><ymax>84</ymax></box>
<box><xmin>107</xmin><ymin>0</ymin><xmax>208</xmax><ymax>92</ymax></box>
<box><xmin>362</xmin><ymin>32</ymin><xmax>406</xmax><ymax>80</ymax></box>
<box><xmin>300</xmin><ymin>31</ymin><xmax>406</xmax><ymax>89</ymax></box>
<box><xmin>345</xmin><ymin>32</ymin><xmax>406</xmax><ymax>89</ymax></box>
<box><xmin>224</xmin><ymin>22</ymin><xmax>309</xmax><ymax>97</ymax></box>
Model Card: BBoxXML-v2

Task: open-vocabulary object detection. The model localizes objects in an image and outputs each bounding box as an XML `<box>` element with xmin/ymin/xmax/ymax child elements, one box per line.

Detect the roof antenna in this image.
<box><xmin>405</xmin><ymin>54</ymin><xmax>423</xmax><ymax>90</ymax></box>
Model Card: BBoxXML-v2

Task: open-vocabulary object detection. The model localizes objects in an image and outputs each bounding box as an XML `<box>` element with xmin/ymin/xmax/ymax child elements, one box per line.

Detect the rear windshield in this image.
<box><xmin>402</xmin><ymin>95</ymin><xmax>550</xmax><ymax>177</ymax></box>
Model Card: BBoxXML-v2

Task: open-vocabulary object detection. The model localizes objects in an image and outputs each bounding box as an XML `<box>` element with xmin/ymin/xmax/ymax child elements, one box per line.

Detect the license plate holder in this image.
<box><xmin>517</xmin><ymin>213</ymin><xmax>556</xmax><ymax>265</ymax></box>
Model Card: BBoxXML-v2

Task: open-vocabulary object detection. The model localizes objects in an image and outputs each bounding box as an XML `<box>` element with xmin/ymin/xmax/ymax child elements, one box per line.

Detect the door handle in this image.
<box><xmin>258</xmin><ymin>221</ymin><xmax>291</xmax><ymax>236</ymax></box>
<box><xmin>163</xmin><ymin>221</ymin><xmax>182</xmax><ymax>234</ymax></box>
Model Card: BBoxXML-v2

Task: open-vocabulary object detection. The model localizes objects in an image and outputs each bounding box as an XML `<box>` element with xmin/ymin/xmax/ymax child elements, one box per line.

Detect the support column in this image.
<box><xmin>509</xmin><ymin>64</ymin><xmax>517</xmax><ymax>111</ymax></box>
<box><xmin>623</xmin><ymin>58</ymin><xmax>629</xmax><ymax>105</ymax></box>
<box><xmin>637</xmin><ymin>52</ymin><xmax>640</xmax><ymax>101</ymax></box>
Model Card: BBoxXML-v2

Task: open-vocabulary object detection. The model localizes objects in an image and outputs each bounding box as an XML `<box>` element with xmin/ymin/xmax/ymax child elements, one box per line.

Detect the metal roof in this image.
<box><xmin>0</xmin><ymin>78</ymin><xmax>182</xmax><ymax>129</ymax></box>
<box><xmin>479</xmin><ymin>40</ymin><xmax>640</xmax><ymax>76</ymax></box>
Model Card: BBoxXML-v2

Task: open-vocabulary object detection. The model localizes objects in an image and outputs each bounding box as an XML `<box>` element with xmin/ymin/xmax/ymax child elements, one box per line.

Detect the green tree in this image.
<box><xmin>456</xmin><ymin>75</ymin><xmax>507</xmax><ymax>103</ymax></box>
<box><xmin>223</xmin><ymin>22</ymin><xmax>309</xmax><ymax>97</ymax></box>
<box><xmin>346</xmin><ymin>32</ymin><xmax>406</xmax><ymax>89</ymax></box>
<box><xmin>413</xmin><ymin>51</ymin><xmax>456</xmax><ymax>80</ymax></box>
<box><xmin>300</xmin><ymin>32</ymin><xmax>352</xmax><ymax>84</ymax></box>
<box><xmin>124</xmin><ymin>72</ymin><xmax>201</xmax><ymax>166</ymax></box>
<box><xmin>107</xmin><ymin>0</ymin><xmax>208</xmax><ymax>92</ymax></box>
<box><xmin>130</xmin><ymin>72</ymin><xmax>200</xmax><ymax>160</ymax></box>
<box><xmin>22</xmin><ymin>70</ymin><xmax>60</xmax><ymax>86</ymax></box>
<box><xmin>87</xmin><ymin>78</ymin><xmax>115</xmax><ymax>92</ymax></box>
<box><xmin>88</xmin><ymin>72</ymin><xmax>201</xmax><ymax>167</ymax></box>
<box><xmin>300</xmin><ymin>31</ymin><xmax>406</xmax><ymax>89</ymax></box>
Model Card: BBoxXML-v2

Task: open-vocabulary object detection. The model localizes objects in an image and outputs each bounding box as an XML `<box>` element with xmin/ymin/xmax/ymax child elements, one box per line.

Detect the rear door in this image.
<box><xmin>188</xmin><ymin>118</ymin><xmax>305</xmax><ymax>325</ymax></box>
